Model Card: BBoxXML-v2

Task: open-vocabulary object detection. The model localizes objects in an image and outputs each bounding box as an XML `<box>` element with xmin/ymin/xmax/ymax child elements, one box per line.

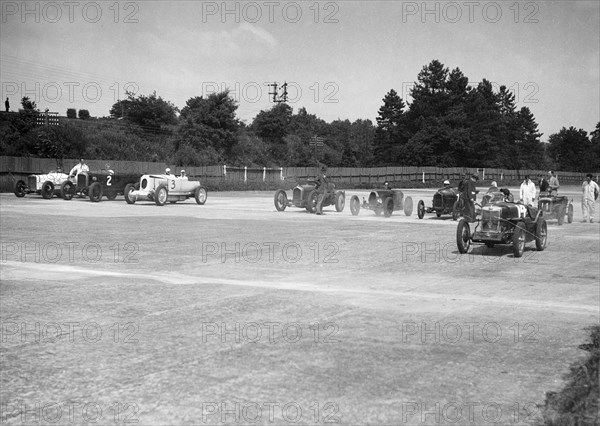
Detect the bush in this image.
<box><xmin>78</xmin><ymin>109</ymin><xmax>90</xmax><ymax>120</ymax></box>
<box><xmin>66</xmin><ymin>108</ymin><xmax>77</xmax><ymax>119</ymax></box>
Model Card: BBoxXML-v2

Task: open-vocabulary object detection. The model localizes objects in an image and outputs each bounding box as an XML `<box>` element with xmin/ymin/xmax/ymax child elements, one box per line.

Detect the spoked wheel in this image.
<box><xmin>417</xmin><ymin>200</ymin><xmax>425</xmax><ymax>219</ymax></box>
<box><xmin>195</xmin><ymin>186</ymin><xmax>207</xmax><ymax>205</ymax></box>
<box><xmin>456</xmin><ymin>218</ymin><xmax>471</xmax><ymax>254</ymax></box>
<box><xmin>14</xmin><ymin>180</ymin><xmax>27</xmax><ymax>197</ymax></box>
<box><xmin>383</xmin><ymin>197</ymin><xmax>394</xmax><ymax>217</ymax></box>
<box><xmin>124</xmin><ymin>183</ymin><xmax>136</xmax><ymax>204</ymax></box>
<box><xmin>535</xmin><ymin>218</ymin><xmax>547</xmax><ymax>251</ymax></box>
<box><xmin>306</xmin><ymin>190</ymin><xmax>318</xmax><ymax>213</ymax></box>
<box><xmin>274</xmin><ymin>190</ymin><xmax>288</xmax><ymax>211</ymax></box>
<box><xmin>61</xmin><ymin>181</ymin><xmax>75</xmax><ymax>200</ymax></box>
<box><xmin>350</xmin><ymin>195</ymin><xmax>360</xmax><ymax>216</ymax></box>
<box><xmin>155</xmin><ymin>184</ymin><xmax>168</xmax><ymax>206</ymax></box>
<box><xmin>41</xmin><ymin>181</ymin><xmax>54</xmax><ymax>199</ymax></box>
<box><xmin>403</xmin><ymin>196</ymin><xmax>413</xmax><ymax>216</ymax></box>
<box><xmin>513</xmin><ymin>221</ymin><xmax>526</xmax><ymax>258</ymax></box>
<box><xmin>88</xmin><ymin>182</ymin><xmax>103</xmax><ymax>202</ymax></box>
<box><xmin>335</xmin><ymin>192</ymin><xmax>345</xmax><ymax>212</ymax></box>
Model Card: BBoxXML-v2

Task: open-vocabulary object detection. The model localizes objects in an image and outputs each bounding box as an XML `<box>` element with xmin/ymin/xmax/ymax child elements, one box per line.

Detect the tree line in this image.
<box><xmin>1</xmin><ymin>60</ymin><xmax>598</xmax><ymax>173</ymax></box>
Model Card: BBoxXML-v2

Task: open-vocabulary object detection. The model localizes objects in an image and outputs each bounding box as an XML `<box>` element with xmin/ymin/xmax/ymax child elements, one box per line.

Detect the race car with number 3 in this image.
<box><xmin>124</xmin><ymin>173</ymin><xmax>207</xmax><ymax>206</ymax></box>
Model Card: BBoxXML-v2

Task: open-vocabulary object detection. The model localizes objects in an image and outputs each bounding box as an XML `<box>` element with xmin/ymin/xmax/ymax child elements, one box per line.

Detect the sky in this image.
<box><xmin>1</xmin><ymin>1</ymin><xmax>598</xmax><ymax>141</ymax></box>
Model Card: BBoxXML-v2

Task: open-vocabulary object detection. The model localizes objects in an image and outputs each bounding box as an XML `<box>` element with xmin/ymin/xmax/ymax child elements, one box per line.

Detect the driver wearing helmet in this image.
<box><xmin>165</xmin><ymin>168</ymin><xmax>171</xmax><ymax>175</ymax></box>
<box><xmin>443</xmin><ymin>180</ymin><xmax>451</xmax><ymax>188</ymax></box>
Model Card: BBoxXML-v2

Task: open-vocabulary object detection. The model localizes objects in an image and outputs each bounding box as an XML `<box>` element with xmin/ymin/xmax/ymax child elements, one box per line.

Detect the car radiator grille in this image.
<box><xmin>481</xmin><ymin>208</ymin><xmax>501</xmax><ymax>231</ymax></box>
<box><xmin>77</xmin><ymin>174</ymin><xmax>87</xmax><ymax>187</ymax></box>
<box><xmin>293</xmin><ymin>188</ymin><xmax>302</xmax><ymax>203</ymax></box>
<box><xmin>433</xmin><ymin>193</ymin><xmax>443</xmax><ymax>209</ymax></box>
<box><xmin>27</xmin><ymin>176</ymin><xmax>37</xmax><ymax>188</ymax></box>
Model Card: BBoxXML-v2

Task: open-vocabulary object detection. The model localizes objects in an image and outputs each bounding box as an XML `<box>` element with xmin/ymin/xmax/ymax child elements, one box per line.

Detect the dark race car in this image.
<box><xmin>537</xmin><ymin>192</ymin><xmax>573</xmax><ymax>225</ymax></box>
<box><xmin>274</xmin><ymin>180</ymin><xmax>345</xmax><ymax>213</ymax></box>
<box><xmin>456</xmin><ymin>201</ymin><xmax>547</xmax><ymax>258</ymax></box>
<box><xmin>62</xmin><ymin>170</ymin><xmax>141</xmax><ymax>202</ymax></box>
<box><xmin>349</xmin><ymin>189</ymin><xmax>413</xmax><ymax>217</ymax></box>
<box><xmin>417</xmin><ymin>187</ymin><xmax>460</xmax><ymax>220</ymax></box>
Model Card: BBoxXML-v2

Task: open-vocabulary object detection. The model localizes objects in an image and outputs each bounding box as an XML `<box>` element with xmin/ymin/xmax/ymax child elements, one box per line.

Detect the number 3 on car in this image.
<box><xmin>125</xmin><ymin>173</ymin><xmax>208</xmax><ymax>206</ymax></box>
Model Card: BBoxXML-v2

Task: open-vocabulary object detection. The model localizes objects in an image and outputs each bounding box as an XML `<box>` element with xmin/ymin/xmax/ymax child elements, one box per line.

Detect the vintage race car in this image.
<box><xmin>62</xmin><ymin>170</ymin><xmax>141</xmax><ymax>202</ymax></box>
<box><xmin>124</xmin><ymin>174</ymin><xmax>207</xmax><ymax>206</ymax></box>
<box><xmin>537</xmin><ymin>192</ymin><xmax>573</xmax><ymax>225</ymax></box>
<box><xmin>13</xmin><ymin>171</ymin><xmax>72</xmax><ymax>199</ymax></box>
<box><xmin>349</xmin><ymin>189</ymin><xmax>413</xmax><ymax>217</ymax></box>
<box><xmin>456</xmin><ymin>201</ymin><xmax>547</xmax><ymax>258</ymax></box>
<box><xmin>274</xmin><ymin>181</ymin><xmax>345</xmax><ymax>213</ymax></box>
<box><xmin>417</xmin><ymin>187</ymin><xmax>460</xmax><ymax>220</ymax></box>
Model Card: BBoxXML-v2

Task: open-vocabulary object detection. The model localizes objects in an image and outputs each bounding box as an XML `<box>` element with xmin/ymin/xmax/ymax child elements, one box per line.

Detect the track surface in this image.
<box><xmin>1</xmin><ymin>187</ymin><xmax>599</xmax><ymax>425</ymax></box>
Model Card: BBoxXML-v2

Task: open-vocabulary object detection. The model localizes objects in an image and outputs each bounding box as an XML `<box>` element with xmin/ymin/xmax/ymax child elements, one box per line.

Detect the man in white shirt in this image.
<box><xmin>548</xmin><ymin>171</ymin><xmax>560</xmax><ymax>195</ymax></box>
<box><xmin>582</xmin><ymin>173</ymin><xmax>599</xmax><ymax>223</ymax></box>
<box><xmin>519</xmin><ymin>175</ymin><xmax>536</xmax><ymax>206</ymax></box>
<box><xmin>69</xmin><ymin>158</ymin><xmax>89</xmax><ymax>177</ymax></box>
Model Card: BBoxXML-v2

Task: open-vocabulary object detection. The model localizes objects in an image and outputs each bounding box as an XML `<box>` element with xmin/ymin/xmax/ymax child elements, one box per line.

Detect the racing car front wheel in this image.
<box><xmin>124</xmin><ymin>184</ymin><xmax>136</xmax><ymax>204</ymax></box>
<box><xmin>306</xmin><ymin>190</ymin><xmax>318</xmax><ymax>213</ymax></box>
<box><xmin>88</xmin><ymin>182</ymin><xmax>103</xmax><ymax>202</ymax></box>
<box><xmin>195</xmin><ymin>186</ymin><xmax>207</xmax><ymax>205</ymax></box>
<box><xmin>350</xmin><ymin>195</ymin><xmax>360</xmax><ymax>216</ymax></box>
<box><xmin>335</xmin><ymin>192</ymin><xmax>345</xmax><ymax>212</ymax></box>
<box><xmin>512</xmin><ymin>221</ymin><xmax>526</xmax><ymax>258</ymax></box>
<box><xmin>417</xmin><ymin>200</ymin><xmax>425</xmax><ymax>219</ymax></box>
<box><xmin>456</xmin><ymin>218</ymin><xmax>471</xmax><ymax>254</ymax></box>
<box><xmin>567</xmin><ymin>204</ymin><xmax>573</xmax><ymax>223</ymax></box>
<box><xmin>61</xmin><ymin>181</ymin><xmax>75</xmax><ymax>200</ymax></box>
<box><xmin>535</xmin><ymin>218</ymin><xmax>547</xmax><ymax>251</ymax></box>
<box><xmin>14</xmin><ymin>180</ymin><xmax>27</xmax><ymax>198</ymax></box>
<box><xmin>274</xmin><ymin>190</ymin><xmax>287</xmax><ymax>211</ymax></box>
<box><xmin>404</xmin><ymin>196</ymin><xmax>413</xmax><ymax>216</ymax></box>
<box><xmin>383</xmin><ymin>197</ymin><xmax>394</xmax><ymax>217</ymax></box>
<box><xmin>155</xmin><ymin>184</ymin><xmax>168</xmax><ymax>206</ymax></box>
<box><xmin>557</xmin><ymin>205</ymin><xmax>565</xmax><ymax>225</ymax></box>
<box><xmin>41</xmin><ymin>181</ymin><xmax>54</xmax><ymax>199</ymax></box>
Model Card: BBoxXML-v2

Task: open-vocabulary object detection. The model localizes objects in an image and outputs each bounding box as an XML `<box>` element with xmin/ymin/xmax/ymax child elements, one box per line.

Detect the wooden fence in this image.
<box><xmin>0</xmin><ymin>156</ymin><xmax>596</xmax><ymax>192</ymax></box>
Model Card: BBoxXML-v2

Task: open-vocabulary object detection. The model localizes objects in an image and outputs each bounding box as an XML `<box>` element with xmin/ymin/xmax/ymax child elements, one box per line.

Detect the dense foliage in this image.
<box><xmin>1</xmin><ymin>60</ymin><xmax>598</xmax><ymax>171</ymax></box>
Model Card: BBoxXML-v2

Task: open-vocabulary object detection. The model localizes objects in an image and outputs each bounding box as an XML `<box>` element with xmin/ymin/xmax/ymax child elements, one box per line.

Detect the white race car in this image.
<box><xmin>14</xmin><ymin>171</ymin><xmax>72</xmax><ymax>199</ymax></box>
<box><xmin>124</xmin><ymin>174</ymin><xmax>207</xmax><ymax>206</ymax></box>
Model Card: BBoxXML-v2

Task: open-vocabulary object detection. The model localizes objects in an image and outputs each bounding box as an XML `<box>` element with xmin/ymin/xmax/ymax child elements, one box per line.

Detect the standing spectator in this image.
<box><xmin>539</xmin><ymin>174</ymin><xmax>549</xmax><ymax>193</ymax></box>
<box><xmin>519</xmin><ymin>175</ymin><xmax>536</xmax><ymax>206</ymax></box>
<box><xmin>548</xmin><ymin>171</ymin><xmax>560</xmax><ymax>195</ymax></box>
<box><xmin>463</xmin><ymin>173</ymin><xmax>479</xmax><ymax>222</ymax></box>
<box><xmin>315</xmin><ymin>165</ymin><xmax>329</xmax><ymax>215</ymax></box>
<box><xmin>5</xmin><ymin>97</ymin><xmax>9</xmax><ymax>112</ymax></box>
<box><xmin>69</xmin><ymin>158</ymin><xmax>89</xmax><ymax>177</ymax></box>
<box><xmin>582</xmin><ymin>173</ymin><xmax>599</xmax><ymax>223</ymax></box>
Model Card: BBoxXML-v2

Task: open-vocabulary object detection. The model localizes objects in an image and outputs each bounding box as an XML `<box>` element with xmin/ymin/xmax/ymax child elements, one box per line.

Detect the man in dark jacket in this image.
<box><xmin>315</xmin><ymin>165</ymin><xmax>329</xmax><ymax>215</ymax></box>
<box><xmin>463</xmin><ymin>173</ymin><xmax>479</xmax><ymax>221</ymax></box>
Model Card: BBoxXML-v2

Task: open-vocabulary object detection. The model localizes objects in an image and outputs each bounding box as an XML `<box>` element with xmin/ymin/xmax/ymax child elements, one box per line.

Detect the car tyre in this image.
<box><xmin>535</xmin><ymin>218</ymin><xmax>547</xmax><ymax>251</ymax></box>
<box><xmin>557</xmin><ymin>205</ymin><xmax>565</xmax><ymax>225</ymax></box>
<box><xmin>41</xmin><ymin>181</ymin><xmax>54</xmax><ymax>199</ymax></box>
<box><xmin>14</xmin><ymin>180</ymin><xmax>27</xmax><ymax>197</ymax></box>
<box><xmin>417</xmin><ymin>200</ymin><xmax>425</xmax><ymax>219</ymax></box>
<box><xmin>567</xmin><ymin>204</ymin><xmax>573</xmax><ymax>224</ymax></box>
<box><xmin>456</xmin><ymin>218</ymin><xmax>471</xmax><ymax>254</ymax></box>
<box><xmin>383</xmin><ymin>197</ymin><xmax>394</xmax><ymax>217</ymax></box>
<box><xmin>274</xmin><ymin>190</ymin><xmax>287</xmax><ymax>211</ymax></box>
<box><xmin>88</xmin><ymin>182</ymin><xmax>103</xmax><ymax>202</ymax></box>
<box><xmin>195</xmin><ymin>186</ymin><xmax>207</xmax><ymax>205</ymax></box>
<box><xmin>61</xmin><ymin>181</ymin><xmax>75</xmax><ymax>200</ymax></box>
<box><xmin>335</xmin><ymin>192</ymin><xmax>345</xmax><ymax>212</ymax></box>
<box><xmin>124</xmin><ymin>183</ymin><xmax>136</xmax><ymax>204</ymax></box>
<box><xmin>350</xmin><ymin>195</ymin><xmax>360</xmax><ymax>216</ymax></box>
<box><xmin>155</xmin><ymin>184</ymin><xmax>168</xmax><ymax>206</ymax></box>
<box><xmin>307</xmin><ymin>190</ymin><xmax>318</xmax><ymax>213</ymax></box>
<box><xmin>106</xmin><ymin>190</ymin><xmax>118</xmax><ymax>201</ymax></box>
<box><xmin>513</xmin><ymin>221</ymin><xmax>526</xmax><ymax>258</ymax></box>
<box><xmin>403</xmin><ymin>196</ymin><xmax>413</xmax><ymax>216</ymax></box>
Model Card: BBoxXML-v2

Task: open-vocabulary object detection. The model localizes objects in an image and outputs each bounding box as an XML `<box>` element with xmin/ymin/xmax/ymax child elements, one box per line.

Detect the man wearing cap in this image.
<box><xmin>519</xmin><ymin>175</ymin><xmax>537</xmax><ymax>206</ymax></box>
<box><xmin>462</xmin><ymin>173</ymin><xmax>479</xmax><ymax>222</ymax></box>
<box><xmin>165</xmin><ymin>168</ymin><xmax>171</xmax><ymax>175</ymax></box>
<box><xmin>582</xmin><ymin>173</ymin><xmax>599</xmax><ymax>223</ymax></box>
<box><xmin>443</xmin><ymin>180</ymin><xmax>451</xmax><ymax>189</ymax></box>
<box><xmin>315</xmin><ymin>165</ymin><xmax>329</xmax><ymax>215</ymax></box>
<box><xmin>180</xmin><ymin>170</ymin><xmax>187</xmax><ymax>179</ymax></box>
<box><xmin>548</xmin><ymin>171</ymin><xmax>560</xmax><ymax>195</ymax></box>
<box><xmin>69</xmin><ymin>158</ymin><xmax>89</xmax><ymax>178</ymax></box>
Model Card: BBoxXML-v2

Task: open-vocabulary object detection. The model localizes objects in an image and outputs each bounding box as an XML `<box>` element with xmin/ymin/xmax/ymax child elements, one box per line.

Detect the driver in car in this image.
<box><xmin>315</xmin><ymin>165</ymin><xmax>329</xmax><ymax>215</ymax></box>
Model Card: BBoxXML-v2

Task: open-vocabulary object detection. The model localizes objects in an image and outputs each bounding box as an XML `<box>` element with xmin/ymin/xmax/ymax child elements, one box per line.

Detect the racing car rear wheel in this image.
<box><xmin>195</xmin><ymin>186</ymin><xmax>207</xmax><ymax>205</ymax></box>
<box><xmin>274</xmin><ymin>190</ymin><xmax>287</xmax><ymax>211</ymax></box>
<box><xmin>567</xmin><ymin>204</ymin><xmax>573</xmax><ymax>223</ymax></box>
<box><xmin>155</xmin><ymin>184</ymin><xmax>168</xmax><ymax>206</ymax></box>
<box><xmin>512</xmin><ymin>221</ymin><xmax>526</xmax><ymax>258</ymax></box>
<box><xmin>14</xmin><ymin>180</ymin><xmax>27</xmax><ymax>197</ymax></box>
<box><xmin>404</xmin><ymin>196</ymin><xmax>413</xmax><ymax>216</ymax></box>
<box><xmin>535</xmin><ymin>218</ymin><xmax>547</xmax><ymax>251</ymax></box>
<box><xmin>61</xmin><ymin>181</ymin><xmax>75</xmax><ymax>200</ymax></box>
<box><xmin>307</xmin><ymin>190</ymin><xmax>318</xmax><ymax>213</ymax></box>
<box><xmin>41</xmin><ymin>181</ymin><xmax>54</xmax><ymax>199</ymax></box>
<box><xmin>350</xmin><ymin>195</ymin><xmax>360</xmax><ymax>216</ymax></box>
<box><xmin>88</xmin><ymin>182</ymin><xmax>103</xmax><ymax>202</ymax></box>
<box><xmin>335</xmin><ymin>192</ymin><xmax>345</xmax><ymax>212</ymax></box>
<box><xmin>124</xmin><ymin>184</ymin><xmax>136</xmax><ymax>204</ymax></box>
<box><xmin>456</xmin><ymin>218</ymin><xmax>471</xmax><ymax>254</ymax></box>
<box><xmin>383</xmin><ymin>197</ymin><xmax>394</xmax><ymax>217</ymax></box>
<box><xmin>417</xmin><ymin>200</ymin><xmax>425</xmax><ymax>219</ymax></box>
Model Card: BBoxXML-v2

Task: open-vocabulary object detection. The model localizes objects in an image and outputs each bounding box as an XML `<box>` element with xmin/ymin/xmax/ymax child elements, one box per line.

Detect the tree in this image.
<box><xmin>373</xmin><ymin>89</ymin><xmax>406</xmax><ymax>165</ymax></box>
<box><xmin>110</xmin><ymin>91</ymin><xmax>178</xmax><ymax>131</ymax></box>
<box><xmin>67</xmin><ymin>108</ymin><xmax>77</xmax><ymax>119</ymax></box>
<box><xmin>78</xmin><ymin>109</ymin><xmax>90</xmax><ymax>119</ymax></box>
<box><xmin>548</xmin><ymin>127</ymin><xmax>593</xmax><ymax>172</ymax></box>
<box><xmin>251</xmin><ymin>103</ymin><xmax>293</xmax><ymax>162</ymax></box>
<box><xmin>21</xmin><ymin>96</ymin><xmax>37</xmax><ymax>111</ymax></box>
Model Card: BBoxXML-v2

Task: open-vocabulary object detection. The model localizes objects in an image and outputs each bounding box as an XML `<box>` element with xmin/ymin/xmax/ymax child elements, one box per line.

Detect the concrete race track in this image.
<box><xmin>1</xmin><ymin>186</ymin><xmax>598</xmax><ymax>425</ymax></box>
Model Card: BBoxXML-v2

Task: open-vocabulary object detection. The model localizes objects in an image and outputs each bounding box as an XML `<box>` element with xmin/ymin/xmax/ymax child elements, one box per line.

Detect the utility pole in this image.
<box><xmin>267</xmin><ymin>82</ymin><xmax>288</xmax><ymax>103</ymax></box>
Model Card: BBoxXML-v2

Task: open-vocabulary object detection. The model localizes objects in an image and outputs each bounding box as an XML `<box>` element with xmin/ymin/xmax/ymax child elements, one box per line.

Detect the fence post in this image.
<box><xmin>263</xmin><ymin>167</ymin><xmax>266</xmax><ymax>181</ymax></box>
<box><xmin>223</xmin><ymin>165</ymin><xmax>227</xmax><ymax>177</ymax></box>
<box><xmin>422</xmin><ymin>171</ymin><xmax>425</xmax><ymax>183</ymax></box>
<box><xmin>244</xmin><ymin>166</ymin><xmax>247</xmax><ymax>182</ymax></box>
<box><xmin>280</xmin><ymin>167</ymin><xmax>284</xmax><ymax>180</ymax></box>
